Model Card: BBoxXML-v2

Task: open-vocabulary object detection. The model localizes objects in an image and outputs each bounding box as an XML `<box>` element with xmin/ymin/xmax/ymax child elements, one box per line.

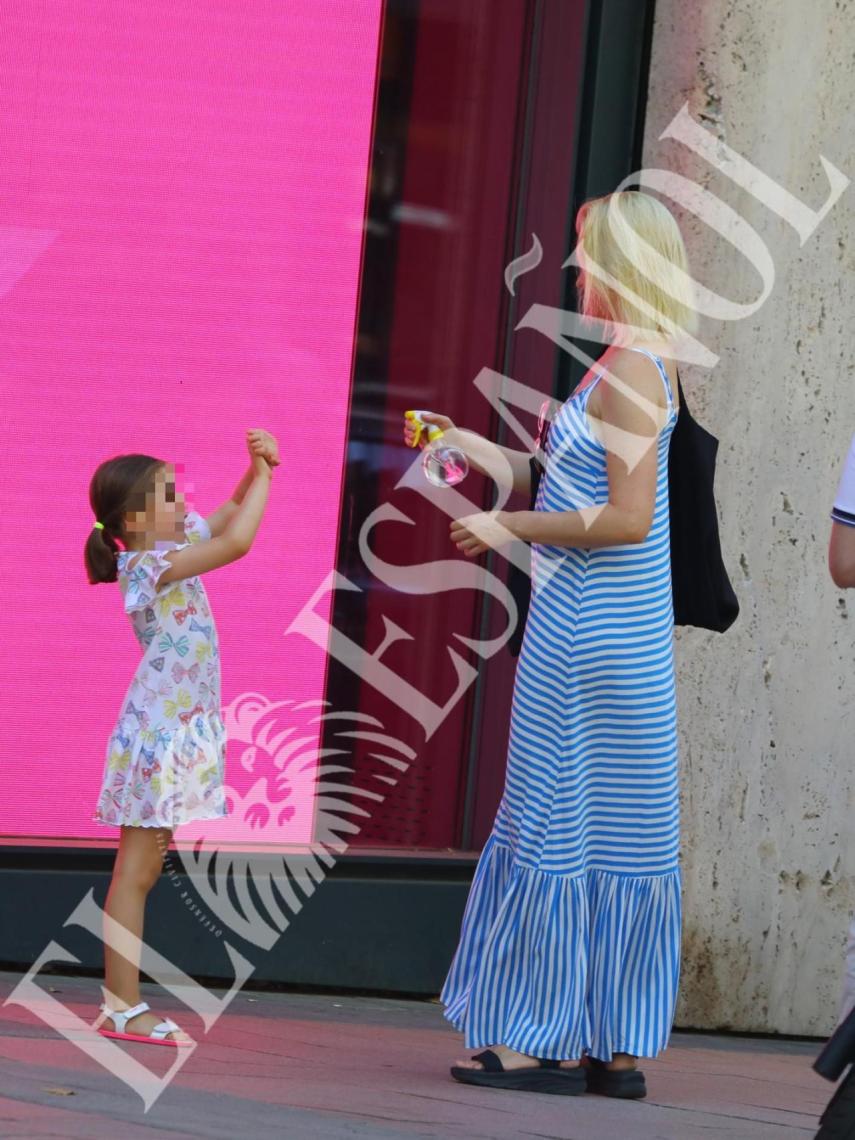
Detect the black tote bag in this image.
<box><xmin>506</xmin><ymin>371</ymin><xmax>739</xmax><ymax>656</ymax></box>
<box><xmin>668</xmin><ymin>370</ymin><xmax>739</xmax><ymax>632</ymax></box>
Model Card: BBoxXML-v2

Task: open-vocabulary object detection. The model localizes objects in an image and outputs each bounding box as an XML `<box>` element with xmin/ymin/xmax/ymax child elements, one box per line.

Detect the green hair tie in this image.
<box><xmin>93</xmin><ymin>521</ymin><xmax>105</xmax><ymax>530</ymax></box>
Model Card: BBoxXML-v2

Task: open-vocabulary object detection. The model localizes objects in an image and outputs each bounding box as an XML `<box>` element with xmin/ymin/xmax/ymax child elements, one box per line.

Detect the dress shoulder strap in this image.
<box><xmin>624</xmin><ymin>346</ymin><xmax>675</xmax><ymax>411</ymax></box>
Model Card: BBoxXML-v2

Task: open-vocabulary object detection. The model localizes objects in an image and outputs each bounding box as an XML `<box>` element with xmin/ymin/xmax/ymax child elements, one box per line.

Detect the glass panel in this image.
<box><xmin>325</xmin><ymin>0</ymin><xmax>587</xmax><ymax>851</ymax></box>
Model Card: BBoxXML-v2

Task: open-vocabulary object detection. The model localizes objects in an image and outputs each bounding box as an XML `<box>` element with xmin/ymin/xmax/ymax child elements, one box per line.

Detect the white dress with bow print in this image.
<box><xmin>93</xmin><ymin>509</ymin><xmax>229</xmax><ymax>828</ymax></box>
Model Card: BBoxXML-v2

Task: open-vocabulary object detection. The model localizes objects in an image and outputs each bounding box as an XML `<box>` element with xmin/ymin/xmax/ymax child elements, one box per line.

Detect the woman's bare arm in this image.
<box><xmin>405</xmin><ymin>411</ymin><xmax>533</xmax><ymax>496</ymax></box>
<box><xmin>444</xmin><ymin>427</ymin><xmax>533</xmax><ymax>497</ymax></box>
<box><xmin>829</xmin><ymin>521</ymin><xmax>855</xmax><ymax>588</ymax></box>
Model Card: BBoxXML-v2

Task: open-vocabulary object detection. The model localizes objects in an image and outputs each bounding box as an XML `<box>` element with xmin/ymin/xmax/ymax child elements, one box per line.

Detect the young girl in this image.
<box><xmin>84</xmin><ymin>428</ymin><xmax>279</xmax><ymax>1047</ymax></box>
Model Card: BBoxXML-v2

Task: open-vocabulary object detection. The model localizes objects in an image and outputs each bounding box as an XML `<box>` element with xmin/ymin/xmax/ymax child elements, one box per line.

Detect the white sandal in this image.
<box><xmin>97</xmin><ymin>1000</ymin><xmax>193</xmax><ymax>1048</ymax></box>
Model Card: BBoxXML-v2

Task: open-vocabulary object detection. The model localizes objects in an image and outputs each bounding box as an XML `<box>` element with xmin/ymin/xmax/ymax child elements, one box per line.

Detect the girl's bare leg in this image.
<box><xmin>100</xmin><ymin>825</ymin><xmax>190</xmax><ymax>1043</ymax></box>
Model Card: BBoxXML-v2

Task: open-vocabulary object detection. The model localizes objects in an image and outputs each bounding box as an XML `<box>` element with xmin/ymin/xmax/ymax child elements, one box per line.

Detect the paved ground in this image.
<box><xmin>0</xmin><ymin>969</ymin><xmax>835</xmax><ymax>1139</ymax></box>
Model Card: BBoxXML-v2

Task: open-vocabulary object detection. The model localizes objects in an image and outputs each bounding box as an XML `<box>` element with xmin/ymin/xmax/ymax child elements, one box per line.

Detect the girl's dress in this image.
<box><xmin>441</xmin><ymin>348</ymin><xmax>681</xmax><ymax>1061</ymax></box>
<box><xmin>93</xmin><ymin>509</ymin><xmax>229</xmax><ymax>829</ymax></box>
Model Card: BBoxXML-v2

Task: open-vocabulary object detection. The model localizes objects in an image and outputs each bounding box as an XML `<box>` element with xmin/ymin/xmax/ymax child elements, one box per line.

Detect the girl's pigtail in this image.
<box><xmin>85</xmin><ymin>516</ymin><xmax>120</xmax><ymax>585</ymax></box>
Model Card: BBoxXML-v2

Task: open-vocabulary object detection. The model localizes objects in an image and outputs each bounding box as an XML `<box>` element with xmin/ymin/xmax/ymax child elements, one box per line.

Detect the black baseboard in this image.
<box><xmin>0</xmin><ymin>853</ymin><xmax>475</xmax><ymax>996</ymax></box>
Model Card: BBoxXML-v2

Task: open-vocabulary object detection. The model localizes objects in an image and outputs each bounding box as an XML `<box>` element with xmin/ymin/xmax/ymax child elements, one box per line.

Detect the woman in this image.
<box><xmin>408</xmin><ymin>191</ymin><xmax>697</xmax><ymax>1097</ymax></box>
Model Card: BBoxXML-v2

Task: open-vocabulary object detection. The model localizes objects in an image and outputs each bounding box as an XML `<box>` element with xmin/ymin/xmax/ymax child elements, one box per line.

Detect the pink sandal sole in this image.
<box><xmin>97</xmin><ymin>1027</ymin><xmax>193</xmax><ymax>1048</ymax></box>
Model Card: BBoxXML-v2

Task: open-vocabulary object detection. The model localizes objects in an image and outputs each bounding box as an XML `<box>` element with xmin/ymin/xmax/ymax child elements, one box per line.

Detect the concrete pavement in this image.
<box><xmin>0</xmin><ymin>970</ymin><xmax>834</xmax><ymax>1139</ymax></box>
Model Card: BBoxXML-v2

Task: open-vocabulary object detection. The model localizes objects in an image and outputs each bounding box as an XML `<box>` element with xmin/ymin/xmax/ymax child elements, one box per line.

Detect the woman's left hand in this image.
<box><xmin>450</xmin><ymin>510</ymin><xmax>517</xmax><ymax>557</ymax></box>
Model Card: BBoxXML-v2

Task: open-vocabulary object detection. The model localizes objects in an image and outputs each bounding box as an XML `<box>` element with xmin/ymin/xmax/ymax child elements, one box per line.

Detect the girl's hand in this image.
<box><xmin>404</xmin><ymin>411</ymin><xmax>456</xmax><ymax>449</ymax></box>
<box><xmin>246</xmin><ymin>429</ymin><xmax>281</xmax><ymax>468</ymax></box>
<box><xmin>451</xmin><ymin>510</ymin><xmax>517</xmax><ymax>557</ymax></box>
<box><xmin>250</xmin><ymin>448</ymin><xmax>271</xmax><ymax>478</ymax></box>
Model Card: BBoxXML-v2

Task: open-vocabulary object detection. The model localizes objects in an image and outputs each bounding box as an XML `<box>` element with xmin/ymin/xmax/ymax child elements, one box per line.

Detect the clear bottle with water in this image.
<box><xmin>405</xmin><ymin>410</ymin><xmax>469</xmax><ymax>488</ymax></box>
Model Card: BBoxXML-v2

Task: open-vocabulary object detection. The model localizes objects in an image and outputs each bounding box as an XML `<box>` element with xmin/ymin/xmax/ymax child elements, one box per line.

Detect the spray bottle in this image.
<box><xmin>404</xmin><ymin>410</ymin><xmax>469</xmax><ymax>488</ymax></box>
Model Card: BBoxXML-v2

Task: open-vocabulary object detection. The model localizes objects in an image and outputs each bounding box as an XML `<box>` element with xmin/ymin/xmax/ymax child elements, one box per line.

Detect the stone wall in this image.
<box><xmin>642</xmin><ymin>0</ymin><xmax>855</xmax><ymax>1034</ymax></box>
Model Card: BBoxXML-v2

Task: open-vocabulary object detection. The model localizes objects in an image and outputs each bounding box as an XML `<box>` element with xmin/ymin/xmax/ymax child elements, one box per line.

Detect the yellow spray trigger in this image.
<box><xmin>404</xmin><ymin>410</ymin><xmax>422</xmax><ymax>447</ymax></box>
<box><xmin>405</xmin><ymin>410</ymin><xmax>444</xmax><ymax>448</ymax></box>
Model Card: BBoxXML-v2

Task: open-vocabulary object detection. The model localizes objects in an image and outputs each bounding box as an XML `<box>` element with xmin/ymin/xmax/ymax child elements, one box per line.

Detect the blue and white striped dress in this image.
<box><xmin>441</xmin><ymin>348</ymin><xmax>681</xmax><ymax>1062</ymax></box>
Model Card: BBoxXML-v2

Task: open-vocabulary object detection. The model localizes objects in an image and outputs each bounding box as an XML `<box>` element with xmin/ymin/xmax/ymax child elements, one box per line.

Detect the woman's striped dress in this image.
<box><xmin>441</xmin><ymin>347</ymin><xmax>681</xmax><ymax>1061</ymax></box>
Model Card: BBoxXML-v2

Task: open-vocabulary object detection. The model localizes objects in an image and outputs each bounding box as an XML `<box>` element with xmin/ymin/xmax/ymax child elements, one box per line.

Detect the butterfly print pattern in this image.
<box><xmin>93</xmin><ymin>509</ymin><xmax>228</xmax><ymax>829</ymax></box>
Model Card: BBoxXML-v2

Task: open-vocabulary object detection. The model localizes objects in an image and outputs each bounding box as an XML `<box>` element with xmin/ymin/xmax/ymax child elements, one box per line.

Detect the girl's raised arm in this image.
<box><xmin>205</xmin><ymin>429</ymin><xmax>279</xmax><ymax>537</ymax></box>
<box><xmin>156</xmin><ymin>451</ymin><xmax>272</xmax><ymax>587</ymax></box>
<box><xmin>204</xmin><ymin>470</ymin><xmax>250</xmax><ymax>538</ymax></box>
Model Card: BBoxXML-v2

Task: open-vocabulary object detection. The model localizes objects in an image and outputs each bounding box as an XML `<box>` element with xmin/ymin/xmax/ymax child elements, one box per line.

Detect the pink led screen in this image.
<box><xmin>0</xmin><ymin>2</ymin><xmax>382</xmax><ymax>847</ymax></box>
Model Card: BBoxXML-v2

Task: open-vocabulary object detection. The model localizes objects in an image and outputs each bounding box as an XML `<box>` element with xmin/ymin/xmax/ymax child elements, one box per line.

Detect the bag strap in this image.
<box><xmin>676</xmin><ymin>367</ymin><xmax>687</xmax><ymax>415</ymax></box>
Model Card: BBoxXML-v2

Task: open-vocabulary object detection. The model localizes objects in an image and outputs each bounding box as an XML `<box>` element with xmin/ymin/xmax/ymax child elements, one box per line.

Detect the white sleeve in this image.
<box><xmin>121</xmin><ymin>550</ymin><xmax>175</xmax><ymax>613</ymax></box>
<box><xmin>831</xmin><ymin>434</ymin><xmax>855</xmax><ymax>527</ymax></box>
<box><xmin>839</xmin><ymin>912</ymin><xmax>855</xmax><ymax>1023</ymax></box>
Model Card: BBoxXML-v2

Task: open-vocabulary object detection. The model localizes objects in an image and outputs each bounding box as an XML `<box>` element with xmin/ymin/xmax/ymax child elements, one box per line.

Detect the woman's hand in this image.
<box><xmin>404</xmin><ymin>411</ymin><xmax>456</xmax><ymax>449</ymax></box>
<box><xmin>246</xmin><ymin>428</ymin><xmax>281</xmax><ymax>468</ymax></box>
<box><xmin>451</xmin><ymin>510</ymin><xmax>517</xmax><ymax>557</ymax></box>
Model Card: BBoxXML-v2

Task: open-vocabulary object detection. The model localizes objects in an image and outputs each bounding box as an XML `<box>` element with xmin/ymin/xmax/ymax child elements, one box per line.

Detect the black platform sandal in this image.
<box><xmin>584</xmin><ymin>1056</ymin><xmax>647</xmax><ymax>1099</ymax></box>
<box><xmin>450</xmin><ymin>1050</ymin><xmax>587</xmax><ymax>1095</ymax></box>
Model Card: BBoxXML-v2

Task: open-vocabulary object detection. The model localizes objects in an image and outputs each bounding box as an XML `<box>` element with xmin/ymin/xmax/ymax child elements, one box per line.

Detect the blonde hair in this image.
<box><xmin>575</xmin><ymin>190</ymin><xmax>698</xmax><ymax>341</ymax></box>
